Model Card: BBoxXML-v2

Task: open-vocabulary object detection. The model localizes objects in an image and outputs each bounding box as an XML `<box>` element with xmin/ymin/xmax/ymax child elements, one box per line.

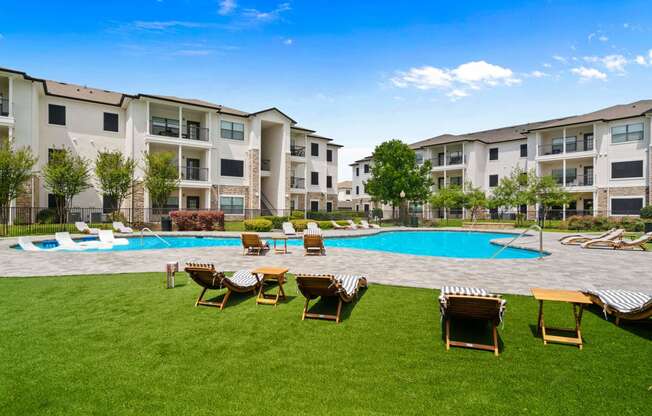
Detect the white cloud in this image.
<box><xmin>283</xmin><ymin>38</ymin><xmax>293</xmax><ymax>45</ymax></box>
<box><xmin>552</xmin><ymin>55</ymin><xmax>568</xmax><ymax>64</ymax></box>
<box><xmin>601</xmin><ymin>54</ymin><xmax>627</xmax><ymax>72</ymax></box>
<box><xmin>598</xmin><ymin>35</ymin><xmax>609</xmax><ymax>42</ymax></box>
<box><xmin>528</xmin><ymin>70</ymin><xmax>548</xmax><ymax>78</ymax></box>
<box><xmin>243</xmin><ymin>2</ymin><xmax>291</xmax><ymax>22</ymax></box>
<box><xmin>218</xmin><ymin>0</ymin><xmax>237</xmax><ymax>15</ymax></box>
<box><xmin>542</xmin><ymin>63</ymin><xmax>552</xmax><ymax>68</ymax></box>
<box><xmin>635</xmin><ymin>55</ymin><xmax>648</xmax><ymax>65</ymax></box>
<box><xmin>133</xmin><ymin>20</ymin><xmax>203</xmax><ymax>30</ymax></box>
<box><xmin>571</xmin><ymin>66</ymin><xmax>607</xmax><ymax>81</ymax></box>
<box><xmin>391</xmin><ymin>60</ymin><xmax>520</xmax><ymax>100</ymax></box>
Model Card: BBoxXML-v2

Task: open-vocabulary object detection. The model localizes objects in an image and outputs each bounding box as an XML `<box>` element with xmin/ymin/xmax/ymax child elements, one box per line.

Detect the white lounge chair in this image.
<box><xmin>75</xmin><ymin>221</ymin><xmax>99</xmax><ymax>235</ymax></box>
<box><xmin>18</xmin><ymin>237</ymin><xmax>59</xmax><ymax>252</ymax></box>
<box><xmin>330</xmin><ymin>220</ymin><xmax>348</xmax><ymax>230</ymax></box>
<box><xmin>282</xmin><ymin>222</ymin><xmax>297</xmax><ymax>235</ymax></box>
<box><xmin>360</xmin><ymin>220</ymin><xmax>380</xmax><ymax>229</ymax></box>
<box><xmin>55</xmin><ymin>232</ymin><xmax>111</xmax><ymax>250</ymax></box>
<box><xmin>98</xmin><ymin>230</ymin><xmax>129</xmax><ymax>246</ymax></box>
<box><xmin>582</xmin><ymin>232</ymin><xmax>652</xmax><ymax>250</ymax></box>
<box><xmin>346</xmin><ymin>220</ymin><xmax>358</xmax><ymax>230</ymax></box>
<box><xmin>559</xmin><ymin>228</ymin><xmax>618</xmax><ymax>245</ymax></box>
<box><xmin>307</xmin><ymin>221</ymin><xmax>320</xmax><ymax>231</ymax></box>
<box><xmin>113</xmin><ymin>221</ymin><xmax>133</xmax><ymax>233</ymax></box>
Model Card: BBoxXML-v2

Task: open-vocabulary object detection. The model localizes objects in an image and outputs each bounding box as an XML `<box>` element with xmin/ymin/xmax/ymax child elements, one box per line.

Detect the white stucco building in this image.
<box><xmin>0</xmin><ymin>66</ymin><xmax>341</xmax><ymax>222</ymax></box>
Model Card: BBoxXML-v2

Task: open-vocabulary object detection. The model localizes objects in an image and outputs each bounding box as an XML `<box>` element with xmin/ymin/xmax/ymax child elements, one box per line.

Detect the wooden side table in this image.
<box><xmin>530</xmin><ymin>288</ymin><xmax>592</xmax><ymax>349</ymax></box>
<box><xmin>253</xmin><ymin>267</ymin><xmax>289</xmax><ymax>306</ymax></box>
<box><xmin>271</xmin><ymin>236</ymin><xmax>288</xmax><ymax>254</ymax></box>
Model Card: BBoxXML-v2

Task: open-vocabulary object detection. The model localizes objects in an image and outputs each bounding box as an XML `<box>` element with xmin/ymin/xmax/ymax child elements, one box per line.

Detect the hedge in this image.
<box><xmin>257</xmin><ymin>215</ymin><xmax>289</xmax><ymax>230</ymax></box>
<box><xmin>641</xmin><ymin>205</ymin><xmax>652</xmax><ymax>219</ymax></box>
<box><xmin>562</xmin><ymin>215</ymin><xmax>644</xmax><ymax>232</ymax></box>
<box><xmin>244</xmin><ymin>218</ymin><xmax>273</xmax><ymax>232</ymax></box>
<box><xmin>170</xmin><ymin>211</ymin><xmax>225</xmax><ymax>231</ymax></box>
<box><xmin>306</xmin><ymin>210</ymin><xmax>366</xmax><ymax>220</ymax></box>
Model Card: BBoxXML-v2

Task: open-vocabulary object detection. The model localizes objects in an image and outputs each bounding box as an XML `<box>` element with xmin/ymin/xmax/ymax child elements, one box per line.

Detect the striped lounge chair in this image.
<box><xmin>184</xmin><ymin>262</ymin><xmax>262</xmax><ymax>310</ymax></box>
<box><xmin>438</xmin><ymin>286</ymin><xmax>507</xmax><ymax>356</ymax></box>
<box><xmin>295</xmin><ymin>273</ymin><xmax>368</xmax><ymax>323</ymax></box>
<box><xmin>583</xmin><ymin>289</ymin><xmax>652</xmax><ymax>325</ymax></box>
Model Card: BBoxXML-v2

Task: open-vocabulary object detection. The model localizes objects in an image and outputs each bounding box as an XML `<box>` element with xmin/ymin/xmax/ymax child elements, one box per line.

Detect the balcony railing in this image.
<box><xmin>552</xmin><ymin>174</ymin><xmax>594</xmax><ymax>187</ymax></box>
<box><xmin>430</xmin><ymin>152</ymin><xmax>465</xmax><ymax>167</ymax></box>
<box><xmin>150</xmin><ymin>118</ymin><xmax>209</xmax><ymax>141</ymax></box>
<box><xmin>290</xmin><ymin>145</ymin><xmax>306</xmax><ymax>157</ymax></box>
<box><xmin>261</xmin><ymin>159</ymin><xmax>271</xmax><ymax>171</ymax></box>
<box><xmin>291</xmin><ymin>176</ymin><xmax>305</xmax><ymax>189</ymax></box>
<box><xmin>181</xmin><ymin>167</ymin><xmax>209</xmax><ymax>181</ymax></box>
<box><xmin>538</xmin><ymin>139</ymin><xmax>593</xmax><ymax>156</ymax></box>
<box><xmin>182</xmin><ymin>125</ymin><xmax>209</xmax><ymax>141</ymax></box>
<box><xmin>0</xmin><ymin>97</ymin><xmax>9</xmax><ymax>117</ymax></box>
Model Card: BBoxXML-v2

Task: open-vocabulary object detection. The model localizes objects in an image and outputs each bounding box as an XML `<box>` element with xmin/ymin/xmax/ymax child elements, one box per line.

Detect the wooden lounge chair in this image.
<box><xmin>303</xmin><ymin>231</ymin><xmax>325</xmax><ymax>255</ymax></box>
<box><xmin>360</xmin><ymin>220</ymin><xmax>380</xmax><ymax>229</ymax></box>
<box><xmin>559</xmin><ymin>228</ymin><xmax>617</xmax><ymax>245</ymax></box>
<box><xmin>241</xmin><ymin>233</ymin><xmax>270</xmax><ymax>255</ymax></box>
<box><xmin>184</xmin><ymin>262</ymin><xmax>261</xmax><ymax>310</ymax></box>
<box><xmin>583</xmin><ymin>289</ymin><xmax>652</xmax><ymax>325</ymax></box>
<box><xmin>581</xmin><ymin>231</ymin><xmax>652</xmax><ymax>250</ymax></box>
<box><xmin>438</xmin><ymin>286</ymin><xmax>507</xmax><ymax>356</ymax></box>
<box><xmin>295</xmin><ymin>273</ymin><xmax>368</xmax><ymax>323</ymax></box>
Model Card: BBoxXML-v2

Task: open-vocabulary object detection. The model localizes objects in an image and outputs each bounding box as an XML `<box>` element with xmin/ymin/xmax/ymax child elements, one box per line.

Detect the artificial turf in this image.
<box><xmin>0</xmin><ymin>272</ymin><xmax>650</xmax><ymax>415</ymax></box>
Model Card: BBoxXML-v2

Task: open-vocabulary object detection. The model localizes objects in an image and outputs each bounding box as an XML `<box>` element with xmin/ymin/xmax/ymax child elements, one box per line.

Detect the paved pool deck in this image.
<box><xmin>1</xmin><ymin>227</ymin><xmax>650</xmax><ymax>295</ymax></box>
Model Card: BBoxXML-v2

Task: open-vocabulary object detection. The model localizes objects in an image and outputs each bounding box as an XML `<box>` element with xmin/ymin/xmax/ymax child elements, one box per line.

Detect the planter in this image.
<box><xmin>161</xmin><ymin>216</ymin><xmax>172</xmax><ymax>232</ymax></box>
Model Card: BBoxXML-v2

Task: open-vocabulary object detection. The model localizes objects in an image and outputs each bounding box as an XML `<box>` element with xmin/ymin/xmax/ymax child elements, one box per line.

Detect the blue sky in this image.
<box><xmin>2</xmin><ymin>1</ymin><xmax>652</xmax><ymax>179</ymax></box>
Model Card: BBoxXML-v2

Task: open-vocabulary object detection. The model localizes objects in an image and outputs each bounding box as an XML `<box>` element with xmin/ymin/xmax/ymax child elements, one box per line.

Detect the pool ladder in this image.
<box><xmin>140</xmin><ymin>228</ymin><xmax>171</xmax><ymax>246</ymax></box>
<box><xmin>491</xmin><ymin>224</ymin><xmax>544</xmax><ymax>260</ymax></box>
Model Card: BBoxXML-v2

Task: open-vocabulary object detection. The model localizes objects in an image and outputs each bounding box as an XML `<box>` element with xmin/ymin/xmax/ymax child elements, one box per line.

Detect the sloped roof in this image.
<box><xmin>527</xmin><ymin>100</ymin><xmax>652</xmax><ymax>131</ymax></box>
<box><xmin>43</xmin><ymin>80</ymin><xmax>128</xmax><ymax>106</ymax></box>
<box><xmin>338</xmin><ymin>180</ymin><xmax>352</xmax><ymax>188</ymax></box>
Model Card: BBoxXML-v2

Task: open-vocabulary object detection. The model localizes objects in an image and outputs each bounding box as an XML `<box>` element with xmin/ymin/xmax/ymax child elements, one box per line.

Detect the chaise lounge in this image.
<box><xmin>75</xmin><ymin>221</ymin><xmax>100</xmax><ymax>235</ymax></box>
<box><xmin>438</xmin><ymin>286</ymin><xmax>507</xmax><ymax>356</ymax></box>
<box><xmin>559</xmin><ymin>228</ymin><xmax>619</xmax><ymax>245</ymax></box>
<box><xmin>241</xmin><ymin>233</ymin><xmax>270</xmax><ymax>255</ymax></box>
<box><xmin>583</xmin><ymin>289</ymin><xmax>652</xmax><ymax>325</ymax></box>
<box><xmin>295</xmin><ymin>273</ymin><xmax>368</xmax><ymax>323</ymax></box>
<box><xmin>184</xmin><ymin>262</ymin><xmax>262</xmax><ymax>310</ymax></box>
<box><xmin>581</xmin><ymin>232</ymin><xmax>652</xmax><ymax>250</ymax></box>
<box><xmin>303</xmin><ymin>230</ymin><xmax>325</xmax><ymax>255</ymax></box>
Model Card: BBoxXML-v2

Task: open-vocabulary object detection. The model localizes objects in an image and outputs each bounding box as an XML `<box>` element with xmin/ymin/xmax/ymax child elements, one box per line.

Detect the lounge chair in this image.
<box><xmin>438</xmin><ymin>286</ymin><xmax>507</xmax><ymax>356</ymax></box>
<box><xmin>184</xmin><ymin>262</ymin><xmax>262</xmax><ymax>310</ymax></box>
<box><xmin>331</xmin><ymin>220</ymin><xmax>349</xmax><ymax>230</ymax></box>
<box><xmin>241</xmin><ymin>233</ymin><xmax>270</xmax><ymax>255</ymax></box>
<box><xmin>54</xmin><ymin>232</ymin><xmax>110</xmax><ymax>250</ymax></box>
<box><xmin>282</xmin><ymin>222</ymin><xmax>297</xmax><ymax>235</ymax></box>
<box><xmin>112</xmin><ymin>221</ymin><xmax>134</xmax><ymax>233</ymax></box>
<box><xmin>75</xmin><ymin>221</ymin><xmax>99</xmax><ymax>235</ymax></box>
<box><xmin>560</xmin><ymin>228</ymin><xmax>620</xmax><ymax>245</ymax></box>
<box><xmin>306</xmin><ymin>222</ymin><xmax>321</xmax><ymax>232</ymax></box>
<box><xmin>583</xmin><ymin>289</ymin><xmax>652</xmax><ymax>325</ymax></box>
<box><xmin>18</xmin><ymin>237</ymin><xmax>59</xmax><ymax>252</ymax></box>
<box><xmin>346</xmin><ymin>220</ymin><xmax>358</xmax><ymax>230</ymax></box>
<box><xmin>360</xmin><ymin>220</ymin><xmax>380</xmax><ymax>229</ymax></box>
<box><xmin>98</xmin><ymin>230</ymin><xmax>129</xmax><ymax>246</ymax></box>
<box><xmin>295</xmin><ymin>273</ymin><xmax>368</xmax><ymax>323</ymax></box>
<box><xmin>581</xmin><ymin>231</ymin><xmax>652</xmax><ymax>250</ymax></box>
<box><xmin>303</xmin><ymin>231</ymin><xmax>325</xmax><ymax>255</ymax></box>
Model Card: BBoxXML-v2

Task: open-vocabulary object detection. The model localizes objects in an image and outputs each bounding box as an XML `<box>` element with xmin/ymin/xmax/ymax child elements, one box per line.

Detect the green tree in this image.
<box><xmin>42</xmin><ymin>148</ymin><xmax>91</xmax><ymax>223</ymax></box>
<box><xmin>95</xmin><ymin>150</ymin><xmax>136</xmax><ymax>214</ymax></box>
<box><xmin>365</xmin><ymin>140</ymin><xmax>433</xmax><ymax>219</ymax></box>
<box><xmin>530</xmin><ymin>175</ymin><xmax>574</xmax><ymax>227</ymax></box>
<box><xmin>143</xmin><ymin>151</ymin><xmax>179</xmax><ymax>213</ymax></box>
<box><xmin>430</xmin><ymin>185</ymin><xmax>464</xmax><ymax>223</ymax></box>
<box><xmin>461</xmin><ymin>182</ymin><xmax>487</xmax><ymax>221</ymax></box>
<box><xmin>489</xmin><ymin>167</ymin><xmax>534</xmax><ymax>225</ymax></box>
<box><xmin>0</xmin><ymin>142</ymin><xmax>37</xmax><ymax>231</ymax></box>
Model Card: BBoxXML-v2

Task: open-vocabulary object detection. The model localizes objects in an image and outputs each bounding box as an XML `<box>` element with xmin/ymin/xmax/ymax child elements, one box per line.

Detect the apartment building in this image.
<box><xmin>0</xmin><ymin>66</ymin><xmax>341</xmax><ymax>221</ymax></box>
<box><xmin>350</xmin><ymin>156</ymin><xmax>373</xmax><ymax>213</ymax></box>
<box><xmin>337</xmin><ymin>180</ymin><xmax>352</xmax><ymax>210</ymax></box>
<box><xmin>351</xmin><ymin>100</ymin><xmax>652</xmax><ymax>218</ymax></box>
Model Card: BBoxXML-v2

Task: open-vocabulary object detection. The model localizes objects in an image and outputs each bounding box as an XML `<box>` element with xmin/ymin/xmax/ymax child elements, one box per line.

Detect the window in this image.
<box><xmin>220</xmin><ymin>159</ymin><xmax>244</xmax><ymax>177</ymax></box>
<box><xmin>355</xmin><ymin>167</ymin><xmax>359</xmax><ymax>176</ymax></box>
<box><xmin>103</xmin><ymin>112</ymin><xmax>119</xmax><ymax>132</ymax></box>
<box><xmin>220</xmin><ymin>121</ymin><xmax>245</xmax><ymax>140</ymax></box>
<box><xmin>326</xmin><ymin>176</ymin><xmax>333</xmax><ymax>188</ymax></box>
<box><xmin>345</xmin><ymin>189</ymin><xmax>351</xmax><ymax>195</ymax></box>
<box><xmin>311</xmin><ymin>143</ymin><xmax>319</xmax><ymax>157</ymax></box>
<box><xmin>611</xmin><ymin>123</ymin><xmax>643</xmax><ymax>144</ymax></box>
<box><xmin>364</xmin><ymin>204</ymin><xmax>370</xmax><ymax>213</ymax></box>
<box><xmin>489</xmin><ymin>148</ymin><xmax>498</xmax><ymax>161</ymax></box>
<box><xmin>611</xmin><ymin>160</ymin><xmax>643</xmax><ymax>179</ymax></box>
<box><xmin>48</xmin><ymin>104</ymin><xmax>66</xmax><ymax>126</ymax></box>
<box><xmin>327</xmin><ymin>149</ymin><xmax>333</xmax><ymax>162</ymax></box>
<box><xmin>102</xmin><ymin>195</ymin><xmax>117</xmax><ymax>213</ymax></box>
<box><xmin>186</xmin><ymin>196</ymin><xmax>200</xmax><ymax>210</ymax></box>
<box><xmin>355</xmin><ymin>205</ymin><xmax>359</xmax><ymax>212</ymax></box>
<box><xmin>220</xmin><ymin>196</ymin><xmax>244</xmax><ymax>214</ymax></box>
<box><xmin>311</xmin><ymin>172</ymin><xmax>319</xmax><ymax>185</ymax></box>
<box><xmin>611</xmin><ymin>197</ymin><xmax>644</xmax><ymax>215</ymax></box>
<box><xmin>415</xmin><ymin>152</ymin><xmax>423</xmax><ymax>164</ymax></box>
<box><xmin>489</xmin><ymin>174</ymin><xmax>499</xmax><ymax>187</ymax></box>
<box><xmin>326</xmin><ymin>201</ymin><xmax>333</xmax><ymax>212</ymax></box>
<box><xmin>449</xmin><ymin>176</ymin><xmax>462</xmax><ymax>186</ymax></box>
<box><xmin>520</xmin><ymin>143</ymin><xmax>528</xmax><ymax>158</ymax></box>
<box><xmin>364</xmin><ymin>164</ymin><xmax>370</xmax><ymax>173</ymax></box>
<box><xmin>310</xmin><ymin>200</ymin><xmax>319</xmax><ymax>212</ymax></box>
<box><xmin>356</xmin><ymin>186</ymin><xmax>359</xmax><ymax>195</ymax></box>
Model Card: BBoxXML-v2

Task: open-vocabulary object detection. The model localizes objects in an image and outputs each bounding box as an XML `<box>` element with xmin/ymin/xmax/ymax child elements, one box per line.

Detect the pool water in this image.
<box><xmin>24</xmin><ymin>231</ymin><xmax>542</xmax><ymax>259</ymax></box>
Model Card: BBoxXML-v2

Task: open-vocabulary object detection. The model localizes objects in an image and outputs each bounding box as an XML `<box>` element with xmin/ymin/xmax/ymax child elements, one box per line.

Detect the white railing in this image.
<box><xmin>140</xmin><ymin>227</ymin><xmax>171</xmax><ymax>246</ymax></box>
<box><xmin>491</xmin><ymin>224</ymin><xmax>544</xmax><ymax>259</ymax></box>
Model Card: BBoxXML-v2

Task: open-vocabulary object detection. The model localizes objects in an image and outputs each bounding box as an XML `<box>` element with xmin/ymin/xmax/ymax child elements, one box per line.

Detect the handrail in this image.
<box><xmin>141</xmin><ymin>227</ymin><xmax>171</xmax><ymax>246</ymax></box>
<box><xmin>491</xmin><ymin>224</ymin><xmax>544</xmax><ymax>260</ymax></box>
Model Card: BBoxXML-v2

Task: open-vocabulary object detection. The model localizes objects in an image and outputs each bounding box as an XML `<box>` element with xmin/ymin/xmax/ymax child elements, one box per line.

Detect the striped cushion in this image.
<box><xmin>586</xmin><ymin>289</ymin><xmax>652</xmax><ymax>314</ymax></box>
<box><xmin>439</xmin><ymin>286</ymin><xmax>506</xmax><ymax>323</ymax></box>
<box><xmin>227</xmin><ymin>270</ymin><xmax>260</xmax><ymax>288</ymax></box>
<box><xmin>334</xmin><ymin>274</ymin><xmax>366</xmax><ymax>297</ymax></box>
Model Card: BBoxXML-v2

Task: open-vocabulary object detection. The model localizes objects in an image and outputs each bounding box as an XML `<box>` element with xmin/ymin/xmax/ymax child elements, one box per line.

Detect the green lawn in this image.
<box><xmin>0</xmin><ymin>273</ymin><xmax>650</xmax><ymax>415</ymax></box>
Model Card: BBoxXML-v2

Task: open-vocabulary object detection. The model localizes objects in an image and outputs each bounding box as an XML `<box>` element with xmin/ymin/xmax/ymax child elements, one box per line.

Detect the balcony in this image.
<box><xmin>291</xmin><ymin>176</ymin><xmax>305</xmax><ymax>189</ymax></box>
<box><xmin>181</xmin><ymin>167</ymin><xmax>209</xmax><ymax>181</ymax></box>
<box><xmin>291</xmin><ymin>145</ymin><xmax>306</xmax><ymax>157</ymax></box>
<box><xmin>150</xmin><ymin>118</ymin><xmax>209</xmax><ymax>141</ymax></box>
<box><xmin>431</xmin><ymin>152</ymin><xmax>465</xmax><ymax>167</ymax></box>
<box><xmin>538</xmin><ymin>139</ymin><xmax>593</xmax><ymax>156</ymax></box>
<box><xmin>0</xmin><ymin>97</ymin><xmax>8</xmax><ymax>117</ymax></box>
<box><xmin>552</xmin><ymin>174</ymin><xmax>594</xmax><ymax>188</ymax></box>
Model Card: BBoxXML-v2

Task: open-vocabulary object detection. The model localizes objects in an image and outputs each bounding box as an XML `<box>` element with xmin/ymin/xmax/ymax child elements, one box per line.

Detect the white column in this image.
<box><xmin>562</xmin><ymin>159</ymin><xmax>567</xmax><ymax>221</ymax></box>
<box><xmin>178</xmin><ymin>188</ymin><xmax>183</xmax><ymax>210</ymax></box>
<box><xmin>562</xmin><ymin>128</ymin><xmax>566</xmax><ymax>153</ymax></box>
<box><xmin>536</xmin><ymin>132</ymin><xmax>541</xmax><ymax>157</ymax></box>
<box><xmin>443</xmin><ymin>145</ymin><xmax>447</xmax><ymax>166</ymax></box>
<box><xmin>8</xmin><ymin>76</ymin><xmax>13</xmax><ymax>117</ymax></box>
<box><xmin>592</xmin><ymin>190</ymin><xmax>597</xmax><ymax>217</ymax></box>
<box><xmin>205</xmin><ymin>188</ymin><xmax>210</xmax><ymax>209</ymax></box>
<box><xmin>178</xmin><ymin>106</ymin><xmax>183</xmax><ymax>139</ymax></box>
<box><xmin>207</xmin><ymin>148</ymin><xmax>212</xmax><ymax>182</ymax></box>
<box><xmin>8</xmin><ymin>127</ymin><xmax>14</xmax><ymax>143</ymax></box>
<box><xmin>178</xmin><ymin>145</ymin><xmax>182</xmax><ymax>180</ymax></box>
<box><xmin>146</xmin><ymin>101</ymin><xmax>150</xmax><ymax>134</ymax></box>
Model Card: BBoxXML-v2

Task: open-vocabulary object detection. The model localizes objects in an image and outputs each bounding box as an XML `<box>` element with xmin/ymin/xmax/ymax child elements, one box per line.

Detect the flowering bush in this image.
<box><xmin>566</xmin><ymin>215</ymin><xmax>644</xmax><ymax>232</ymax></box>
<box><xmin>170</xmin><ymin>211</ymin><xmax>225</xmax><ymax>231</ymax></box>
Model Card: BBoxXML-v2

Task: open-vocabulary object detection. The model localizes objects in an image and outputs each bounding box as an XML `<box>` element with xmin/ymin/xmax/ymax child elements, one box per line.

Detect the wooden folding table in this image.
<box><xmin>530</xmin><ymin>288</ymin><xmax>592</xmax><ymax>350</ymax></box>
<box><xmin>253</xmin><ymin>267</ymin><xmax>289</xmax><ymax>306</ymax></box>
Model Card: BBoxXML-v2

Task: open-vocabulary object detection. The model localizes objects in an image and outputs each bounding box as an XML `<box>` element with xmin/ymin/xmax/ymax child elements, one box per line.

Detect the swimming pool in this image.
<box><xmin>21</xmin><ymin>231</ymin><xmax>543</xmax><ymax>259</ymax></box>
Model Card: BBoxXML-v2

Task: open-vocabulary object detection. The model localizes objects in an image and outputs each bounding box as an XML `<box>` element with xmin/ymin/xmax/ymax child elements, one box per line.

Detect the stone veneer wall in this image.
<box><xmin>248</xmin><ymin>149</ymin><xmax>260</xmax><ymax>210</ymax></box>
<box><xmin>307</xmin><ymin>192</ymin><xmax>327</xmax><ymax>210</ymax></box>
<box><xmin>596</xmin><ymin>186</ymin><xmax>649</xmax><ymax>215</ymax></box>
<box><xmin>327</xmin><ymin>194</ymin><xmax>338</xmax><ymax>210</ymax></box>
<box><xmin>130</xmin><ymin>181</ymin><xmax>145</xmax><ymax>223</ymax></box>
<box><xmin>290</xmin><ymin>192</ymin><xmax>306</xmax><ymax>210</ymax></box>
<box><xmin>211</xmin><ymin>185</ymin><xmax>250</xmax><ymax>217</ymax></box>
<box><xmin>14</xmin><ymin>176</ymin><xmax>38</xmax><ymax>224</ymax></box>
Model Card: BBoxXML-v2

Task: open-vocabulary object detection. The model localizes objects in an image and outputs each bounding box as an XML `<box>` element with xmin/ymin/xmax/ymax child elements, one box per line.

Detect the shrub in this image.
<box><xmin>291</xmin><ymin>219</ymin><xmax>310</xmax><ymax>231</ymax></box>
<box><xmin>565</xmin><ymin>215</ymin><xmax>644</xmax><ymax>232</ymax></box>
<box><xmin>258</xmin><ymin>215</ymin><xmax>289</xmax><ymax>230</ymax></box>
<box><xmin>170</xmin><ymin>211</ymin><xmax>225</xmax><ymax>231</ymax></box>
<box><xmin>641</xmin><ymin>205</ymin><xmax>652</xmax><ymax>219</ymax></box>
<box><xmin>306</xmin><ymin>210</ymin><xmax>365</xmax><ymax>221</ymax></box>
<box><xmin>36</xmin><ymin>208</ymin><xmax>58</xmax><ymax>224</ymax></box>
<box><xmin>372</xmin><ymin>208</ymin><xmax>383</xmax><ymax>219</ymax></box>
<box><xmin>318</xmin><ymin>220</ymin><xmax>333</xmax><ymax>230</ymax></box>
<box><xmin>244</xmin><ymin>218</ymin><xmax>273</xmax><ymax>232</ymax></box>
<box><xmin>290</xmin><ymin>210</ymin><xmax>304</xmax><ymax>219</ymax></box>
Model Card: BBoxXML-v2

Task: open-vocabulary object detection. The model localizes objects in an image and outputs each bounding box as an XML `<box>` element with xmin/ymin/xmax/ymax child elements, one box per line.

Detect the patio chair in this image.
<box><xmin>295</xmin><ymin>273</ymin><xmax>368</xmax><ymax>323</ymax></box>
<box><xmin>583</xmin><ymin>289</ymin><xmax>652</xmax><ymax>325</ymax></box>
<box><xmin>282</xmin><ymin>222</ymin><xmax>297</xmax><ymax>236</ymax></box>
<box><xmin>98</xmin><ymin>230</ymin><xmax>129</xmax><ymax>246</ymax></box>
<box><xmin>55</xmin><ymin>232</ymin><xmax>111</xmax><ymax>250</ymax></box>
<box><xmin>303</xmin><ymin>231</ymin><xmax>325</xmax><ymax>255</ymax></box>
<box><xmin>306</xmin><ymin>221</ymin><xmax>321</xmax><ymax>232</ymax></box>
<box><xmin>184</xmin><ymin>262</ymin><xmax>262</xmax><ymax>310</ymax></box>
<box><xmin>559</xmin><ymin>228</ymin><xmax>620</xmax><ymax>245</ymax></box>
<box><xmin>438</xmin><ymin>286</ymin><xmax>507</xmax><ymax>356</ymax></box>
<box><xmin>18</xmin><ymin>237</ymin><xmax>59</xmax><ymax>252</ymax></box>
<box><xmin>241</xmin><ymin>233</ymin><xmax>270</xmax><ymax>255</ymax></box>
<box><xmin>346</xmin><ymin>220</ymin><xmax>358</xmax><ymax>230</ymax></box>
<box><xmin>331</xmin><ymin>220</ymin><xmax>349</xmax><ymax>230</ymax></box>
<box><xmin>360</xmin><ymin>220</ymin><xmax>380</xmax><ymax>229</ymax></box>
<box><xmin>112</xmin><ymin>221</ymin><xmax>134</xmax><ymax>233</ymax></box>
<box><xmin>75</xmin><ymin>221</ymin><xmax>99</xmax><ymax>235</ymax></box>
<box><xmin>581</xmin><ymin>231</ymin><xmax>652</xmax><ymax>250</ymax></box>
